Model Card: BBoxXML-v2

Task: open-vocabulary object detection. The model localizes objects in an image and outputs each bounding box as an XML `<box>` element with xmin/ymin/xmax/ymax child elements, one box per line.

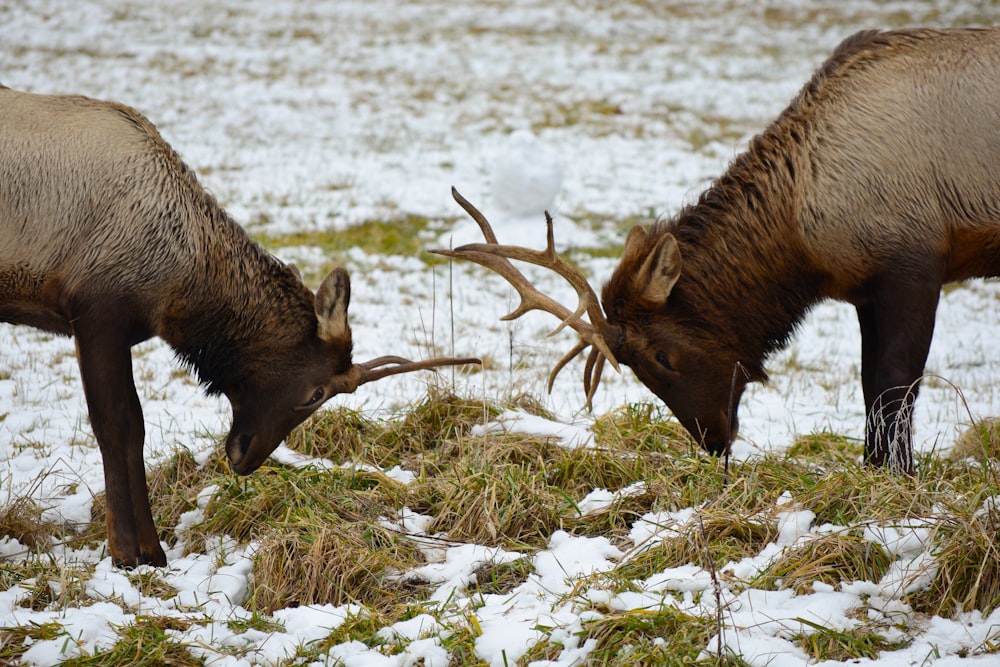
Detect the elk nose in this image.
<box><xmin>226</xmin><ymin>432</ymin><xmax>256</xmax><ymax>475</ymax></box>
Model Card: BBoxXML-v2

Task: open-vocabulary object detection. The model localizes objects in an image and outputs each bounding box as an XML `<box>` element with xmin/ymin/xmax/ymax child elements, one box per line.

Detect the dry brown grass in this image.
<box><xmin>250</xmin><ymin>523</ymin><xmax>425</xmax><ymax>614</ymax></box>
<box><xmin>3</xmin><ymin>386</ymin><xmax>998</xmax><ymax>664</ymax></box>
<box><xmin>755</xmin><ymin>533</ymin><xmax>893</xmax><ymax>595</ymax></box>
<box><xmin>910</xmin><ymin>501</ymin><xmax>1000</xmax><ymax>617</ymax></box>
<box><xmin>0</xmin><ymin>495</ymin><xmax>57</xmax><ymax>551</ymax></box>
<box><xmin>950</xmin><ymin>417</ymin><xmax>1000</xmax><ymax>462</ymax></box>
<box><xmin>410</xmin><ymin>438</ymin><xmax>571</xmax><ymax>549</ymax></box>
<box><xmin>614</xmin><ymin>509</ymin><xmax>777</xmax><ymax>583</ymax></box>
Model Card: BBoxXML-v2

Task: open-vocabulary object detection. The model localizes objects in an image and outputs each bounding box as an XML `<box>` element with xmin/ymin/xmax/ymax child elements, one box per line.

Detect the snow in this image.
<box><xmin>490</xmin><ymin>130</ymin><xmax>564</xmax><ymax>217</ymax></box>
<box><xmin>2</xmin><ymin>0</ymin><xmax>1000</xmax><ymax>665</ymax></box>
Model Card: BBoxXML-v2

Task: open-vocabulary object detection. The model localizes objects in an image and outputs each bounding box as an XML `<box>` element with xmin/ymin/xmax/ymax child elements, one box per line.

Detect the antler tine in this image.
<box><xmin>356</xmin><ymin>355</ymin><xmax>481</xmax><ymax>386</ymax></box>
<box><xmin>546</xmin><ymin>339</ymin><xmax>590</xmax><ymax>394</ymax></box>
<box><xmin>435</xmin><ymin>189</ymin><xmax>620</xmax><ymax>372</ymax></box>
<box><xmin>436</xmin><ymin>191</ymin><xmax>577</xmax><ymax>327</ymax></box>
<box><xmin>582</xmin><ymin>347</ymin><xmax>607</xmax><ymax>411</ymax></box>
<box><xmin>451</xmin><ymin>186</ymin><xmax>499</xmax><ymax>244</ymax></box>
<box><xmin>433</xmin><ymin>247</ymin><xmax>576</xmax><ymax>325</ymax></box>
<box><xmin>359</xmin><ymin>356</ymin><xmax>412</xmax><ymax>370</ymax></box>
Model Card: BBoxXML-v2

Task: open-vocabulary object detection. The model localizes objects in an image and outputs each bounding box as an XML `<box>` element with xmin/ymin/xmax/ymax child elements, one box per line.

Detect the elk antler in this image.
<box><xmin>432</xmin><ymin>187</ymin><xmax>621</xmax><ymax>409</ymax></box>
<box><xmin>354</xmin><ymin>355</ymin><xmax>481</xmax><ymax>388</ymax></box>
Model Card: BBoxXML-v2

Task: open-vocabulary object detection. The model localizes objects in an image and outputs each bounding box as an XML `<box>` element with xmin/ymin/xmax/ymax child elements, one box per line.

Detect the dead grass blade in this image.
<box><xmin>754</xmin><ymin>533</ymin><xmax>892</xmax><ymax>595</ymax></box>
<box><xmin>909</xmin><ymin>500</ymin><xmax>1000</xmax><ymax>617</ymax></box>
<box><xmin>251</xmin><ymin>522</ymin><xmax>425</xmax><ymax>614</ymax></box>
<box><xmin>0</xmin><ymin>495</ymin><xmax>57</xmax><ymax>551</ymax></box>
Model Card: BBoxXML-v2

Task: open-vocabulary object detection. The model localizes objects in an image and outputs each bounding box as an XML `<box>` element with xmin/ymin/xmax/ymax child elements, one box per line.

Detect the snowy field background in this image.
<box><xmin>1</xmin><ymin>1</ymin><xmax>999</xmax><ymax>665</ymax></box>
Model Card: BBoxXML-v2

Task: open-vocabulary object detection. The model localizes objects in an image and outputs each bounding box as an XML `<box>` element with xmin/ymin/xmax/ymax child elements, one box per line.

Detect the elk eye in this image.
<box><xmin>300</xmin><ymin>387</ymin><xmax>325</xmax><ymax>409</ymax></box>
<box><xmin>655</xmin><ymin>351</ymin><xmax>674</xmax><ymax>371</ymax></box>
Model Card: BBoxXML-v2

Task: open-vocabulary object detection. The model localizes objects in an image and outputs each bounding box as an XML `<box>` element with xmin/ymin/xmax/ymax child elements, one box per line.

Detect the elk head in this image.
<box><xmin>224</xmin><ymin>266</ymin><xmax>478</xmax><ymax>474</ymax></box>
<box><xmin>433</xmin><ymin>188</ymin><xmax>744</xmax><ymax>456</ymax></box>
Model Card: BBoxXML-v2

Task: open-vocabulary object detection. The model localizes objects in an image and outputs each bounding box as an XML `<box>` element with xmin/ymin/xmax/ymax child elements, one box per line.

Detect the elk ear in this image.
<box><xmin>315</xmin><ymin>267</ymin><xmax>351</xmax><ymax>343</ymax></box>
<box><xmin>622</xmin><ymin>225</ymin><xmax>649</xmax><ymax>259</ymax></box>
<box><xmin>635</xmin><ymin>233</ymin><xmax>681</xmax><ymax>306</ymax></box>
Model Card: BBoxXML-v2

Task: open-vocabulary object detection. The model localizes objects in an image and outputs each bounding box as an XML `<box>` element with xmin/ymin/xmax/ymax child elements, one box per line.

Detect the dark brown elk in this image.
<box><xmin>437</xmin><ymin>28</ymin><xmax>1000</xmax><ymax>475</ymax></box>
<box><xmin>0</xmin><ymin>86</ymin><xmax>477</xmax><ymax>567</ymax></box>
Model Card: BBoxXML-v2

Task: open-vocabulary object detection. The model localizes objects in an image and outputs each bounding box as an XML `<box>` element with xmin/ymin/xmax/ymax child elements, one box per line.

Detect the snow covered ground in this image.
<box><xmin>1</xmin><ymin>1</ymin><xmax>999</xmax><ymax>665</ymax></box>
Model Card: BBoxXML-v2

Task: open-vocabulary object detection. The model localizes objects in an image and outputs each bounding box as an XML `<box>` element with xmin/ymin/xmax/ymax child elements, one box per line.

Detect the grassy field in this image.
<box><xmin>2</xmin><ymin>388</ymin><xmax>998</xmax><ymax>664</ymax></box>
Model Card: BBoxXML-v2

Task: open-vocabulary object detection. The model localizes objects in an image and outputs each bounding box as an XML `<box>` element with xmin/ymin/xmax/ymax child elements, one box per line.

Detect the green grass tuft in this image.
<box><xmin>794</xmin><ymin>618</ymin><xmax>911</xmax><ymax>661</ymax></box>
<box><xmin>59</xmin><ymin>616</ymin><xmax>203</xmax><ymax>666</ymax></box>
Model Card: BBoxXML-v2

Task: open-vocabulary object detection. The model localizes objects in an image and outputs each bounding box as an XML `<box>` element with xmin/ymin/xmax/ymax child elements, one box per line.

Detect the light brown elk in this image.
<box><xmin>0</xmin><ymin>86</ymin><xmax>476</xmax><ymax>567</ymax></box>
<box><xmin>437</xmin><ymin>28</ymin><xmax>1000</xmax><ymax>475</ymax></box>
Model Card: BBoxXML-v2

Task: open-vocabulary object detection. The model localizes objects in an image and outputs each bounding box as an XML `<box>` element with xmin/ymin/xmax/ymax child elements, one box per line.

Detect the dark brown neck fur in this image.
<box><xmin>604</xmin><ymin>112</ymin><xmax>827</xmax><ymax>379</ymax></box>
<box><xmin>152</xmin><ymin>148</ymin><xmax>319</xmax><ymax>395</ymax></box>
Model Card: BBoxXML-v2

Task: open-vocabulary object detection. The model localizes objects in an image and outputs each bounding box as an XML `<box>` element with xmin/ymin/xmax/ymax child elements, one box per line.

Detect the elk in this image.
<box><xmin>0</xmin><ymin>86</ymin><xmax>477</xmax><ymax>567</ymax></box>
<box><xmin>437</xmin><ymin>28</ymin><xmax>1000</xmax><ymax>475</ymax></box>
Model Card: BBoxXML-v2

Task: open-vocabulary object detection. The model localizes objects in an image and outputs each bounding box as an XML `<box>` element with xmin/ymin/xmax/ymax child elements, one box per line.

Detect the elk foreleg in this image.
<box><xmin>74</xmin><ymin>320</ymin><xmax>166</xmax><ymax>567</ymax></box>
<box><xmin>857</xmin><ymin>278</ymin><xmax>940</xmax><ymax>475</ymax></box>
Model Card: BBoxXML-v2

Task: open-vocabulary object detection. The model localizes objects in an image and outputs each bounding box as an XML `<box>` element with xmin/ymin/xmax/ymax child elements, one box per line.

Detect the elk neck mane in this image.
<box><xmin>148</xmin><ymin>133</ymin><xmax>321</xmax><ymax>395</ymax></box>
<box><xmin>602</xmin><ymin>32</ymin><xmax>907</xmax><ymax>375</ymax></box>
<box><xmin>607</xmin><ymin>29</ymin><xmax>941</xmax><ymax>375</ymax></box>
<box><xmin>647</xmin><ymin>134</ymin><xmax>819</xmax><ymax>378</ymax></box>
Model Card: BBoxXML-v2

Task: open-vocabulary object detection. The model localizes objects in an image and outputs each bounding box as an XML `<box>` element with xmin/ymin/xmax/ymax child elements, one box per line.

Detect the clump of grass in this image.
<box><xmin>411</xmin><ymin>443</ymin><xmax>571</xmax><ymax>549</ymax></box>
<box><xmin>614</xmin><ymin>510</ymin><xmax>776</xmax><ymax>583</ymax></box>
<box><xmin>60</xmin><ymin>615</ymin><xmax>201</xmax><ymax>667</ymax></box>
<box><xmin>226</xmin><ymin>611</ymin><xmax>285</xmax><ymax>635</ymax></box>
<box><xmin>548</xmin><ymin>444</ymin><xmax>666</xmax><ymax>500</ymax></box>
<box><xmin>191</xmin><ymin>465</ymin><xmax>404</xmax><ymax>545</ymax></box>
<box><xmin>794</xmin><ymin>464</ymin><xmax>931</xmax><ymax>527</ymax></box>
<box><xmin>189</xmin><ymin>464</ymin><xmax>422</xmax><ymax>613</ymax></box>
<box><xmin>438</xmin><ymin>617</ymin><xmax>489</xmax><ymax>667</ymax></box>
<box><xmin>250</xmin><ymin>522</ymin><xmax>424</xmax><ymax>614</ymax></box>
<box><xmin>0</xmin><ymin>495</ymin><xmax>57</xmax><ymax>550</ymax></box>
<box><xmin>1</xmin><ymin>558</ymin><xmax>93</xmax><ymax>612</ymax></box>
<box><xmin>909</xmin><ymin>501</ymin><xmax>1000</xmax><ymax>618</ymax></box>
<box><xmin>0</xmin><ymin>621</ymin><xmax>67</xmax><ymax>664</ymax></box>
<box><xmin>754</xmin><ymin>533</ymin><xmax>892</xmax><ymax>595</ymax></box>
<box><xmin>395</xmin><ymin>389</ymin><xmax>497</xmax><ymax>456</ymax></box>
<box><xmin>794</xmin><ymin>618</ymin><xmax>911</xmax><ymax>661</ymax></box>
<box><xmin>128</xmin><ymin>567</ymin><xmax>179</xmax><ymax>600</ymax></box>
<box><xmin>580</xmin><ymin>607</ymin><xmax>746</xmax><ymax>666</ymax></box>
<box><xmin>950</xmin><ymin>417</ymin><xmax>1000</xmax><ymax>462</ymax></box>
<box><xmin>292</xmin><ymin>390</ymin><xmax>496</xmax><ymax>471</ymax></box>
<box><xmin>470</xmin><ymin>557</ymin><xmax>534</xmax><ymax>596</ymax></box>
<box><xmin>786</xmin><ymin>431</ymin><xmax>863</xmax><ymax>467</ymax></box>
<box><xmin>436</xmin><ymin>432</ymin><xmax>662</xmax><ymax>502</ymax></box>
<box><xmin>711</xmin><ymin>457</ymin><xmax>816</xmax><ymax>515</ymax></box>
<box><xmin>318</xmin><ymin>608</ymin><xmax>392</xmax><ymax>650</ymax></box>
<box><xmin>286</xmin><ymin>406</ymin><xmax>387</xmax><ymax>465</ymax></box>
<box><xmin>591</xmin><ymin>402</ymin><xmax>696</xmax><ymax>454</ymax></box>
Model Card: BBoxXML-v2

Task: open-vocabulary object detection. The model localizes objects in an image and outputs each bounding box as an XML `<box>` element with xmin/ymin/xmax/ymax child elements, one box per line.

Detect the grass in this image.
<box><xmin>254</xmin><ymin>215</ymin><xmax>447</xmax><ymax>279</ymax></box>
<box><xmin>1</xmin><ymin>391</ymin><xmax>997</xmax><ymax>664</ymax></box>
<box><xmin>571</xmin><ymin>606</ymin><xmax>749</xmax><ymax>666</ymax></box>
<box><xmin>909</xmin><ymin>497</ymin><xmax>1000</xmax><ymax>617</ymax></box>
<box><xmin>60</xmin><ymin>616</ymin><xmax>203</xmax><ymax>667</ymax></box>
<box><xmin>0</xmin><ymin>495</ymin><xmax>58</xmax><ymax>551</ymax></box>
<box><xmin>754</xmin><ymin>532</ymin><xmax>893</xmax><ymax>595</ymax></box>
<box><xmin>0</xmin><ymin>622</ymin><xmax>68</xmax><ymax>665</ymax></box>
<box><xmin>793</xmin><ymin>618</ymin><xmax>911</xmax><ymax>661</ymax></box>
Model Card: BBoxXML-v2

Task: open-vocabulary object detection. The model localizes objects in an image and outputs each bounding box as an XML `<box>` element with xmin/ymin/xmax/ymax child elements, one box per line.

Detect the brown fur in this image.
<box><xmin>601</xmin><ymin>28</ymin><xmax>1000</xmax><ymax>473</ymax></box>
<box><xmin>1</xmin><ymin>88</ymin><xmax>358</xmax><ymax>566</ymax></box>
